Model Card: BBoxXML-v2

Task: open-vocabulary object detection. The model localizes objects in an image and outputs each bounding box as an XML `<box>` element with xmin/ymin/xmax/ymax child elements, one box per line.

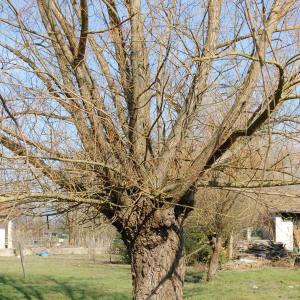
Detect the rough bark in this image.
<box><xmin>207</xmin><ymin>236</ymin><xmax>222</xmax><ymax>282</ymax></box>
<box><xmin>130</xmin><ymin>222</ymin><xmax>185</xmax><ymax>300</ymax></box>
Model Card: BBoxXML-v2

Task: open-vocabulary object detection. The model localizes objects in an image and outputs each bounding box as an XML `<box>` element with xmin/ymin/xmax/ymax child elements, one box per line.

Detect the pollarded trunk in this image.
<box><xmin>207</xmin><ymin>236</ymin><xmax>222</xmax><ymax>282</ymax></box>
<box><xmin>131</xmin><ymin>224</ymin><xmax>185</xmax><ymax>300</ymax></box>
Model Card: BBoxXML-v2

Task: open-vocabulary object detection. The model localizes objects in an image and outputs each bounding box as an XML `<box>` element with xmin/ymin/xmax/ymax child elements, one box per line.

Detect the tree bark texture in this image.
<box><xmin>207</xmin><ymin>236</ymin><xmax>222</xmax><ymax>282</ymax></box>
<box><xmin>130</xmin><ymin>223</ymin><xmax>185</xmax><ymax>300</ymax></box>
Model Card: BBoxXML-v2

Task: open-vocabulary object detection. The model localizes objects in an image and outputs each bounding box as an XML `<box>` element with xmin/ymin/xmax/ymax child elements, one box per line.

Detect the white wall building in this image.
<box><xmin>0</xmin><ymin>220</ymin><xmax>13</xmax><ymax>255</ymax></box>
<box><xmin>274</xmin><ymin>216</ymin><xmax>294</xmax><ymax>251</ymax></box>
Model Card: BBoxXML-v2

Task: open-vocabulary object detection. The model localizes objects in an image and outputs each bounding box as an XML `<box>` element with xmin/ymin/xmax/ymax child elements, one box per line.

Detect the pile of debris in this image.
<box><xmin>247</xmin><ymin>240</ymin><xmax>287</xmax><ymax>259</ymax></box>
<box><xmin>222</xmin><ymin>257</ymin><xmax>271</xmax><ymax>270</ymax></box>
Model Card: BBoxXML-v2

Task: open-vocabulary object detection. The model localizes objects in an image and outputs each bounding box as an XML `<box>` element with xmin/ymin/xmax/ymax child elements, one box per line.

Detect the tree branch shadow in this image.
<box><xmin>0</xmin><ymin>275</ymin><xmax>130</xmax><ymax>300</ymax></box>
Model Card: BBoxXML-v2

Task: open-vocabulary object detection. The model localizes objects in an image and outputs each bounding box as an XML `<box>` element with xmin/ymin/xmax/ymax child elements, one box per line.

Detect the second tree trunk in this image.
<box><xmin>207</xmin><ymin>235</ymin><xmax>222</xmax><ymax>282</ymax></box>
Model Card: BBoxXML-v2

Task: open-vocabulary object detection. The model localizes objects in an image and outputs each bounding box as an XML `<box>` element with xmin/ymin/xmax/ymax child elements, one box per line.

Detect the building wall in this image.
<box><xmin>0</xmin><ymin>224</ymin><xmax>5</xmax><ymax>249</ymax></box>
<box><xmin>275</xmin><ymin>216</ymin><xmax>293</xmax><ymax>251</ymax></box>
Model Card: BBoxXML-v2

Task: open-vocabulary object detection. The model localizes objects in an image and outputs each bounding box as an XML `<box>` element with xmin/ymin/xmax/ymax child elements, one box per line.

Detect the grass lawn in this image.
<box><xmin>0</xmin><ymin>255</ymin><xmax>300</xmax><ymax>299</ymax></box>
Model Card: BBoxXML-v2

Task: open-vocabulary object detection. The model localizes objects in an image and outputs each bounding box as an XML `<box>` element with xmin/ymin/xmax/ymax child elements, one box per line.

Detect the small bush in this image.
<box><xmin>111</xmin><ymin>234</ymin><xmax>131</xmax><ymax>264</ymax></box>
<box><xmin>219</xmin><ymin>246</ymin><xmax>230</xmax><ymax>265</ymax></box>
<box><xmin>184</xmin><ymin>230</ymin><xmax>211</xmax><ymax>265</ymax></box>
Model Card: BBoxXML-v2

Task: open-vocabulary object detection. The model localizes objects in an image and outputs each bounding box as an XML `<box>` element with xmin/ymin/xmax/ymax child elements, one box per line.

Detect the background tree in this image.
<box><xmin>0</xmin><ymin>0</ymin><xmax>300</xmax><ymax>298</ymax></box>
<box><xmin>191</xmin><ymin>188</ymin><xmax>261</xmax><ymax>281</ymax></box>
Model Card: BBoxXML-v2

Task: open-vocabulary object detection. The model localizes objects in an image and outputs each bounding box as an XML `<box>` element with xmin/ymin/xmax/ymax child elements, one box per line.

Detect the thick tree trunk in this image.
<box><xmin>131</xmin><ymin>225</ymin><xmax>185</xmax><ymax>300</ymax></box>
<box><xmin>207</xmin><ymin>236</ymin><xmax>222</xmax><ymax>282</ymax></box>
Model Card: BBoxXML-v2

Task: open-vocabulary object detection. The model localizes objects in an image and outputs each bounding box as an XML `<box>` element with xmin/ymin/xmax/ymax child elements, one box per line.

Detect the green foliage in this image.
<box><xmin>219</xmin><ymin>246</ymin><xmax>230</xmax><ymax>265</ymax></box>
<box><xmin>251</xmin><ymin>227</ymin><xmax>264</xmax><ymax>239</ymax></box>
<box><xmin>184</xmin><ymin>229</ymin><xmax>211</xmax><ymax>265</ymax></box>
<box><xmin>184</xmin><ymin>223</ymin><xmax>230</xmax><ymax>266</ymax></box>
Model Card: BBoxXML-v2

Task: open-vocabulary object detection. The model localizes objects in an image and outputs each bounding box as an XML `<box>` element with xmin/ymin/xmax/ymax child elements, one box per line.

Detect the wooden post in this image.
<box><xmin>228</xmin><ymin>232</ymin><xmax>234</xmax><ymax>260</ymax></box>
<box><xmin>18</xmin><ymin>242</ymin><xmax>26</xmax><ymax>279</ymax></box>
<box><xmin>247</xmin><ymin>227</ymin><xmax>252</xmax><ymax>241</ymax></box>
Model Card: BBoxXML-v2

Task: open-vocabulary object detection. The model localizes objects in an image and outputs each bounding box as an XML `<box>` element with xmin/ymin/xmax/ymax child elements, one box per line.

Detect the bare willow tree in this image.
<box><xmin>0</xmin><ymin>0</ymin><xmax>300</xmax><ymax>298</ymax></box>
<box><xmin>191</xmin><ymin>188</ymin><xmax>261</xmax><ymax>281</ymax></box>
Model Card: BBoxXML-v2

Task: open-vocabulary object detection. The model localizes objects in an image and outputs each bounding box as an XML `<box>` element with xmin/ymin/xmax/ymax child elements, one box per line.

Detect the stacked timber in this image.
<box><xmin>247</xmin><ymin>240</ymin><xmax>287</xmax><ymax>259</ymax></box>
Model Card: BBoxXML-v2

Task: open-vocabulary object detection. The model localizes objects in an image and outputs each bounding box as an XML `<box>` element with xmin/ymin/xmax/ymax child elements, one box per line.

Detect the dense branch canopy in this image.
<box><xmin>0</xmin><ymin>0</ymin><xmax>299</xmax><ymax>220</ymax></box>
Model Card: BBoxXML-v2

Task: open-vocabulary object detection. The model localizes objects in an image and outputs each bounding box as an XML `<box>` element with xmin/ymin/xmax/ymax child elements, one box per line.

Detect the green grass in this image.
<box><xmin>185</xmin><ymin>268</ymin><xmax>300</xmax><ymax>299</ymax></box>
<box><xmin>0</xmin><ymin>255</ymin><xmax>300</xmax><ymax>299</ymax></box>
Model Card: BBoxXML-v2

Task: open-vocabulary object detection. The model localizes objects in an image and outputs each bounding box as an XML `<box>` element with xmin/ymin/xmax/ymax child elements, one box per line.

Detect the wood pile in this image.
<box><xmin>247</xmin><ymin>241</ymin><xmax>287</xmax><ymax>259</ymax></box>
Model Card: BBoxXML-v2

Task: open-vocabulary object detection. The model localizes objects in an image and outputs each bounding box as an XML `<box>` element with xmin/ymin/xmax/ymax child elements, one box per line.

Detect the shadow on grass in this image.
<box><xmin>185</xmin><ymin>270</ymin><xmax>204</xmax><ymax>283</ymax></box>
<box><xmin>184</xmin><ymin>270</ymin><xmax>205</xmax><ymax>298</ymax></box>
<box><xmin>101</xmin><ymin>260</ymin><xmax>126</xmax><ymax>265</ymax></box>
<box><xmin>0</xmin><ymin>275</ymin><xmax>130</xmax><ymax>300</ymax></box>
